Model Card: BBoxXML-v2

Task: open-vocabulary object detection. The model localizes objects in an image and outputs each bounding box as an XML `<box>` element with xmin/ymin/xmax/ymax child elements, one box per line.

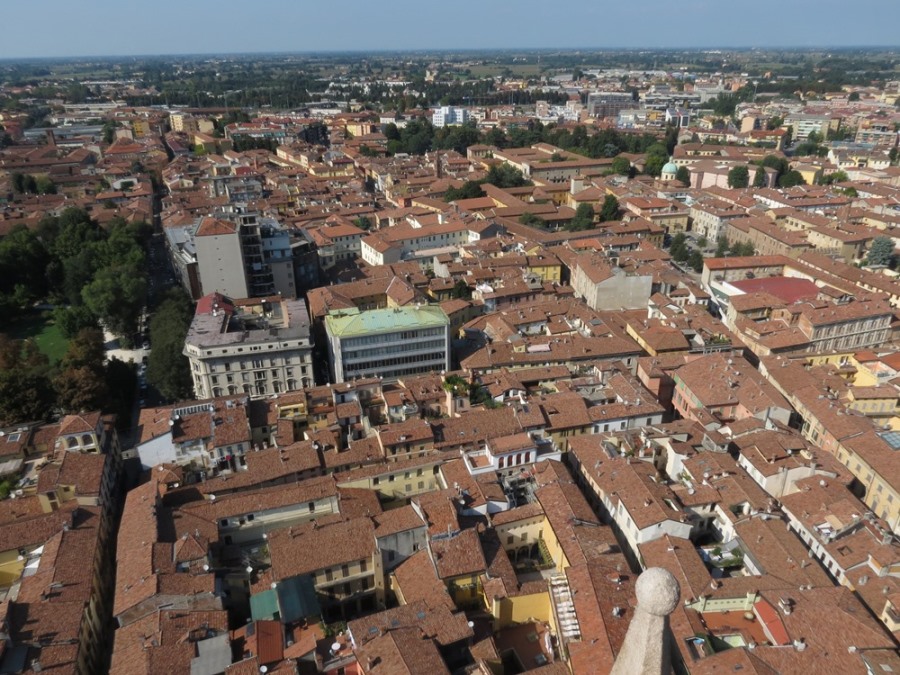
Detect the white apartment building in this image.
<box><xmin>432</xmin><ymin>106</ymin><xmax>469</xmax><ymax>128</ymax></box>
<box><xmin>184</xmin><ymin>294</ymin><xmax>314</xmax><ymax>399</ymax></box>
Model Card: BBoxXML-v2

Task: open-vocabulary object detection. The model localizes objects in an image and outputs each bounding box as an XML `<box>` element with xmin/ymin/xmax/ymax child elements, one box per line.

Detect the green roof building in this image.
<box><xmin>325</xmin><ymin>305</ymin><xmax>450</xmax><ymax>383</ymax></box>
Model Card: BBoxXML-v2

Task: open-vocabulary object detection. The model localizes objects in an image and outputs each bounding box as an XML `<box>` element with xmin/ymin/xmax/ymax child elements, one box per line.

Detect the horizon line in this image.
<box><xmin>1</xmin><ymin>45</ymin><xmax>899</xmax><ymax>62</ymax></box>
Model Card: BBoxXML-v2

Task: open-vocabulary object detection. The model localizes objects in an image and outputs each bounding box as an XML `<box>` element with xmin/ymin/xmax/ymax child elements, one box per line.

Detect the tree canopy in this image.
<box><xmin>598</xmin><ymin>194</ymin><xmax>620</xmax><ymax>222</ymax></box>
<box><xmin>867</xmin><ymin>236</ymin><xmax>896</xmax><ymax>267</ymax></box>
<box><xmin>727</xmin><ymin>165</ymin><xmax>750</xmax><ymax>188</ymax></box>
<box><xmin>147</xmin><ymin>289</ymin><xmax>194</xmax><ymax>402</ymax></box>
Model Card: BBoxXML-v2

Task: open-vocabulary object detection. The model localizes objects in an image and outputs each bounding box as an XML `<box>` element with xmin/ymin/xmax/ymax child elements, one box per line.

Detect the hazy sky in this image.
<box><xmin>1</xmin><ymin>0</ymin><xmax>898</xmax><ymax>58</ymax></box>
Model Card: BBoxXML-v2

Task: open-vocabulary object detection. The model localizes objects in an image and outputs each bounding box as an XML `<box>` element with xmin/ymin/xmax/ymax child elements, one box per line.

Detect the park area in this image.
<box><xmin>4</xmin><ymin>310</ymin><xmax>69</xmax><ymax>363</ymax></box>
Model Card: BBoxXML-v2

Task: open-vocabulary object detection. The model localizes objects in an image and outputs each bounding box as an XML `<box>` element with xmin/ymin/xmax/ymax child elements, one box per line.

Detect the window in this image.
<box><xmin>360</xmin><ymin>559</ymin><xmax>367</xmax><ymax>572</ymax></box>
<box><xmin>342</xmin><ymin>564</ymin><xmax>349</xmax><ymax>577</ymax></box>
<box><xmin>325</xmin><ymin>569</ymin><xmax>333</xmax><ymax>581</ymax></box>
<box><xmin>308</xmin><ymin>501</ymin><xmax>315</xmax><ymax>512</ymax></box>
<box><xmin>507</xmin><ymin>535</ymin><xmax>514</xmax><ymax>545</ymax></box>
<box><xmin>220</xmin><ymin>519</ymin><xmax>229</xmax><ymax>528</ymax></box>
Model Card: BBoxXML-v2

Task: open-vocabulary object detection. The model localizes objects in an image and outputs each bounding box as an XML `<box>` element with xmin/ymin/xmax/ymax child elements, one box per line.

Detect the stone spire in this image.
<box><xmin>610</xmin><ymin>567</ymin><xmax>680</xmax><ymax>675</ymax></box>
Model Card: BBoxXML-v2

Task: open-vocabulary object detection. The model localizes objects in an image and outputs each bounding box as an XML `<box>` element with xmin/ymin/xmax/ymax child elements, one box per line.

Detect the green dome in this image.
<box><xmin>661</xmin><ymin>161</ymin><xmax>678</xmax><ymax>175</ymax></box>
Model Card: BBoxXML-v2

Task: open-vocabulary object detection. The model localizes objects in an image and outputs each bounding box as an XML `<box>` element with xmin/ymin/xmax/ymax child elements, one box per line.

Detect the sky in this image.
<box><xmin>1</xmin><ymin>0</ymin><xmax>898</xmax><ymax>59</ymax></box>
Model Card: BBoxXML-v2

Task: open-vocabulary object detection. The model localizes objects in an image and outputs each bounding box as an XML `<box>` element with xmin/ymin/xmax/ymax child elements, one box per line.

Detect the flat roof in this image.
<box><xmin>325</xmin><ymin>305</ymin><xmax>449</xmax><ymax>339</ymax></box>
<box><xmin>730</xmin><ymin>277</ymin><xmax>821</xmax><ymax>304</ymax></box>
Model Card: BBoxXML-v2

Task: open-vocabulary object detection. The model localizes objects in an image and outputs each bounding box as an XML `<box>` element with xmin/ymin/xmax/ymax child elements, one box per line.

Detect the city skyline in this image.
<box><xmin>1</xmin><ymin>0</ymin><xmax>898</xmax><ymax>59</ymax></box>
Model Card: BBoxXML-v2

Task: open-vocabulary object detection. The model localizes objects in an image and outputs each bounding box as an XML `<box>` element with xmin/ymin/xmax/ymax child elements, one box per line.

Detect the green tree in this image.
<box><xmin>730</xmin><ymin>241</ymin><xmax>755</xmax><ymax>257</ymax></box>
<box><xmin>445</xmin><ymin>181</ymin><xmax>486</xmax><ymax>202</ymax></box>
<box><xmin>35</xmin><ymin>175</ymin><xmax>56</xmax><ymax>195</ymax></box>
<box><xmin>147</xmin><ymin>289</ymin><xmax>194</xmax><ymax>401</ymax></box>
<box><xmin>675</xmin><ymin>166</ymin><xmax>691</xmax><ymax>185</ymax></box>
<box><xmin>669</xmin><ymin>233</ymin><xmax>689</xmax><ymax>262</ymax></box>
<box><xmin>101</xmin><ymin>120</ymin><xmax>117</xmax><ymax>145</ymax></box>
<box><xmin>519</xmin><ymin>212</ymin><xmax>545</xmax><ymax>228</ymax></box>
<box><xmin>610</xmin><ymin>157</ymin><xmax>632</xmax><ymax>175</ymax></box>
<box><xmin>53</xmin><ymin>305</ymin><xmax>98</xmax><ymax>339</ymax></box>
<box><xmin>450</xmin><ymin>280</ymin><xmax>472</xmax><ymax>300</ymax></box>
<box><xmin>727</xmin><ymin>165</ymin><xmax>750</xmax><ymax>188</ymax></box>
<box><xmin>820</xmin><ymin>170</ymin><xmax>849</xmax><ymax>185</ymax></box>
<box><xmin>688</xmin><ymin>249</ymin><xmax>705</xmax><ymax>273</ymax></box>
<box><xmin>568</xmin><ymin>203</ymin><xmax>595</xmax><ymax>231</ymax></box>
<box><xmin>753</xmin><ymin>168</ymin><xmax>767</xmax><ymax>188</ymax></box>
<box><xmin>0</xmin><ymin>336</ymin><xmax>54</xmax><ymax>426</ymax></box>
<box><xmin>778</xmin><ymin>170</ymin><xmax>806</xmax><ymax>188</ymax></box>
<box><xmin>867</xmin><ymin>236</ymin><xmax>895</xmax><ymax>267</ymax></box>
<box><xmin>0</xmin><ymin>367</ymin><xmax>55</xmax><ymax>426</ymax></box>
<box><xmin>715</xmin><ymin>237</ymin><xmax>730</xmax><ymax>258</ymax></box>
<box><xmin>54</xmin><ymin>328</ymin><xmax>108</xmax><ymax>413</ymax></box>
<box><xmin>643</xmin><ymin>143</ymin><xmax>668</xmax><ymax>177</ymax></box>
<box><xmin>598</xmin><ymin>194</ymin><xmax>620</xmax><ymax>222</ymax></box>
<box><xmin>0</xmin><ymin>225</ymin><xmax>50</xmax><ymax>313</ymax></box>
<box><xmin>442</xmin><ymin>374</ymin><xmax>468</xmax><ymax>396</ymax></box>
<box><xmin>81</xmin><ymin>264</ymin><xmax>146</xmax><ymax>338</ymax></box>
<box><xmin>484</xmin><ymin>163</ymin><xmax>529</xmax><ymax>188</ymax></box>
<box><xmin>104</xmin><ymin>357</ymin><xmax>137</xmax><ymax>426</ymax></box>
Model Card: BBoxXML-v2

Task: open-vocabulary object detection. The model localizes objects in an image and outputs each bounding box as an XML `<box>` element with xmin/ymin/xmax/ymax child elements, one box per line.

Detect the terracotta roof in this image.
<box><xmin>268</xmin><ymin>516</ymin><xmax>376</xmax><ymax>580</ymax></box>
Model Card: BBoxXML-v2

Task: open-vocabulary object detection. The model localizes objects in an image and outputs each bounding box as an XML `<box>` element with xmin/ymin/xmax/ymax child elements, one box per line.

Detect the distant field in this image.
<box><xmin>4</xmin><ymin>311</ymin><xmax>69</xmax><ymax>363</ymax></box>
<box><xmin>467</xmin><ymin>63</ymin><xmax>544</xmax><ymax>78</ymax></box>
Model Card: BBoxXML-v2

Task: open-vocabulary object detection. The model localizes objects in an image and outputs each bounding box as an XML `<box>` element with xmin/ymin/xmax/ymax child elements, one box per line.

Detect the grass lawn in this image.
<box><xmin>4</xmin><ymin>311</ymin><xmax>69</xmax><ymax>363</ymax></box>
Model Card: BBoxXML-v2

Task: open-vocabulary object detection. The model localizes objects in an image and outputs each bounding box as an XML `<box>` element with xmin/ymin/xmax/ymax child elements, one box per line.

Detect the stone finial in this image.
<box><xmin>610</xmin><ymin>567</ymin><xmax>680</xmax><ymax>675</ymax></box>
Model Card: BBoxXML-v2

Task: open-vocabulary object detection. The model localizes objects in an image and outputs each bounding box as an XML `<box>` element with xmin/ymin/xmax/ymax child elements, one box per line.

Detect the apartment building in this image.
<box><xmin>267</xmin><ymin>517</ymin><xmax>380</xmax><ymax>620</ymax></box>
<box><xmin>672</xmin><ymin>353</ymin><xmax>793</xmax><ymax>426</ymax></box>
<box><xmin>432</xmin><ymin>106</ymin><xmax>469</xmax><ymax>128</ymax></box>
<box><xmin>184</xmin><ymin>293</ymin><xmax>314</xmax><ymax>399</ymax></box>
<box><xmin>793</xmin><ymin>298</ymin><xmax>892</xmax><ymax>353</ymax></box>
<box><xmin>325</xmin><ymin>305</ymin><xmax>450</xmax><ymax>383</ymax></box>
<box><xmin>191</xmin><ymin>211</ymin><xmax>297</xmax><ymax>299</ymax></box>
<box><xmin>571</xmin><ymin>252</ymin><xmax>653</xmax><ymax>311</ymax></box>
<box><xmin>587</xmin><ymin>91</ymin><xmax>635</xmax><ymax>118</ymax></box>
<box><xmin>689</xmin><ymin>199</ymin><xmax>746</xmax><ymax>242</ymax></box>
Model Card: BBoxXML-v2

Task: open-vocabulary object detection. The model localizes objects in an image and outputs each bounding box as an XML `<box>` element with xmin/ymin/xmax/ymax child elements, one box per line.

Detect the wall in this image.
<box><xmin>492</xmin><ymin>590</ymin><xmax>553</xmax><ymax>628</ymax></box>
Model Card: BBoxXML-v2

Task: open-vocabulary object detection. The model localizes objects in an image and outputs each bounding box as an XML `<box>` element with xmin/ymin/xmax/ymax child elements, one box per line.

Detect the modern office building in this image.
<box><xmin>324</xmin><ymin>305</ymin><xmax>450</xmax><ymax>383</ymax></box>
<box><xmin>184</xmin><ymin>293</ymin><xmax>314</xmax><ymax>398</ymax></box>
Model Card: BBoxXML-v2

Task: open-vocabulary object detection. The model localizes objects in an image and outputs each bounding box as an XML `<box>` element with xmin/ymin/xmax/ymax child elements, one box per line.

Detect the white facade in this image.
<box><xmin>432</xmin><ymin>106</ymin><xmax>469</xmax><ymax>128</ymax></box>
<box><xmin>185</xmin><ymin>297</ymin><xmax>314</xmax><ymax>398</ymax></box>
<box><xmin>325</xmin><ymin>307</ymin><xmax>450</xmax><ymax>383</ymax></box>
